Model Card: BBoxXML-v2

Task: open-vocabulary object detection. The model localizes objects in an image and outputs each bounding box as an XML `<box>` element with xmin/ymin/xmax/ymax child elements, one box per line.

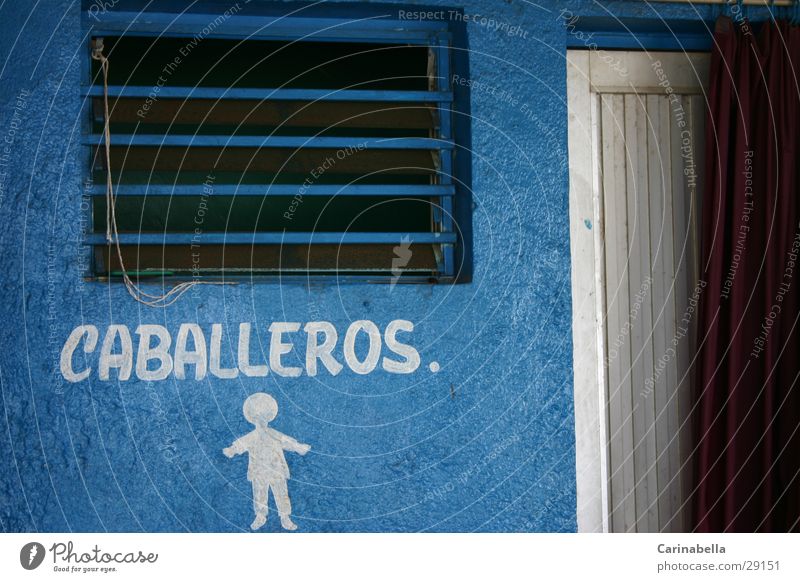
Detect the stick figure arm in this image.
<box><xmin>270</xmin><ymin>429</ymin><xmax>311</xmax><ymax>455</ymax></box>
<box><xmin>223</xmin><ymin>436</ymin><xmax>248</xmax><ymax>457</ymax></box>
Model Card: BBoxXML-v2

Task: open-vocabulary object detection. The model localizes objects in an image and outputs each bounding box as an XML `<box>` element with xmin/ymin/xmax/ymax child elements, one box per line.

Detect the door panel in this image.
<box><xmin>569</xmin><ymin>51</ymin><xmax>707</xmax><ymax>532</ymax></box>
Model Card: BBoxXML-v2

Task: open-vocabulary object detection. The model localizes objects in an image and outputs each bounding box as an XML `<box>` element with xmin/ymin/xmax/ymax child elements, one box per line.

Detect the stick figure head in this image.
<box><xmin>243</xmin><ymin>393</ymin><xmax>278</xmax><ymax>427</ymax></box>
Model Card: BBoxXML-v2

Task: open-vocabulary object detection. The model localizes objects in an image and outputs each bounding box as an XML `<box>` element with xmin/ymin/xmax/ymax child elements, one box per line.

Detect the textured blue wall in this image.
<box><xmin>0</xmin><ymin>0</ymin><xmax>718</xmax><ymax>533</ymax></box>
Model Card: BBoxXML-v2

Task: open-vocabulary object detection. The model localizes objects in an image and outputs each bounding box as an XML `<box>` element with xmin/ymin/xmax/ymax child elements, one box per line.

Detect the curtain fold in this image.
<box><xmin>694</xmin><ymin>16</ymin><xmax>800</xmax><ymax>532</ymax></box>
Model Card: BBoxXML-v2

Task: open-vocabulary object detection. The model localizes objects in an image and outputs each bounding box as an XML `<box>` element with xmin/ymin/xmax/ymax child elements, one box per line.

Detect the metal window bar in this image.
<box><xmin>82</xmin><ymin>86</ymin><xmax>453</xmax><ymax>102</ymax></box>
<box><xmin>84</xmin><ymin>12</ymin><xmax>451</xmax><ymax>44</ymax></box>
<box><xmin>433</xmin><ymin>33</ymin><xmax>455</xmax><ymax>276</ymax></box>
<box><xmin>85</xmin><ymin>232</ymin><xmax>457</xmax><ymax>245</ymax></box>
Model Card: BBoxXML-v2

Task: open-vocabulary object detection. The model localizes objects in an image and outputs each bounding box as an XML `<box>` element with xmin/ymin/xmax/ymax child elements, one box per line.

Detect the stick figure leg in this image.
<box><xmin>251</xmin><ymin>480</ymin><xmax>269</xmax><ymax>531</ymax></box>
<box><xmin>270</xmin><ymin>478</ymin><xmax>297</xmax><ymax>531</ymax></box>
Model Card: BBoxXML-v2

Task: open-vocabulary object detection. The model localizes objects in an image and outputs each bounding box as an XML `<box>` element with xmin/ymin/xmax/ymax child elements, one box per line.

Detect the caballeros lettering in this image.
<box><xmin>60</xmin><ymin>320</ymin><xmax>420</xmax><ymax>382</ymax></box>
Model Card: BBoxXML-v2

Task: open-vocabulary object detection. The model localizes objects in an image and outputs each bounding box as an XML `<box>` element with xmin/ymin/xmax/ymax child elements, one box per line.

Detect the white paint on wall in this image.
<box><xmin>268</xmin><ymin>322</ymin><xmax>303</xmax><ymax>378</ymax></box>
<box><xmin>343</xmin><ymin>321</ymin><xmax>381</xmax><ymax>375</ymax></box>
<box><xmin>304</xmin><ymin>322</ymin><xmax>343</xmax><ymax>377</ymax></box>
<box><xmin>60</xmin><ymin>325</ymin><xmax>98</xmax><ymax>382</ymax></box>
<box><xmin>174</xmin><ymin>324</ymin><xmax>207</xmax><ymax>380</ymax></box>
<box><xmin>237</xmin><ymin>322</ymin><xmax>268</xmax><ymax>377</ymax></box>
<box><xmin>382</xmin><ymin>320</ymin><xmax>420</xmax><ymax>374</ymax></box>
<box><xmin>59</xmin><ymin>320</ymin><xmax>426</xmax><ymax>381</ymax></box>
<box><xmin>135</xmin><ymin>324</ymin><xmax>173</xmax><ymax>381</ymax></box>
<box><xmin>210</xmin><ymin>324</ymin><xmax>238</xmax><ymax>379</ymax></box>
<box><xmin>223</xmin><ymin>392</ymin><xmax>310</xmax><ymax>531</ymax></box>
<box><xmin>99</xmin><ymin>324</ymin><xmax>132</xmax><ymax>381</ymax></box>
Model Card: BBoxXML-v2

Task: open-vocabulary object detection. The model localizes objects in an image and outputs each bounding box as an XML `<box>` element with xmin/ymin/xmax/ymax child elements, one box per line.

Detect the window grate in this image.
<box><xmin>81</xmin><ymin>5</ymin><xmax>471</xmax><ymax>284</ymax></box>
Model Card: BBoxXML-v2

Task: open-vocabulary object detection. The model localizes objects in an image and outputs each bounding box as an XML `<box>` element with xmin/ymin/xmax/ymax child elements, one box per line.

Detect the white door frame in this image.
<box><xmin>567</xmin><ymin>50</ymin><xmax>708</xmax><ymax>532</ymax></box>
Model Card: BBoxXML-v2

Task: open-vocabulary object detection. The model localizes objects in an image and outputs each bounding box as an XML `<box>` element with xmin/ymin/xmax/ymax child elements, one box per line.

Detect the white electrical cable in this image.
<box><xmin>91</xmin><ymin>40</ymin><xmax>234</xmax><ymax>307</ymax></box>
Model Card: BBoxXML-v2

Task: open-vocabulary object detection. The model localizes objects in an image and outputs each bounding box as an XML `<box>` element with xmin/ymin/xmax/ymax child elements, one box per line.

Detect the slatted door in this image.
<box><xmin>568</xmin><ymin>51</ymin><xmax>708</xmax><ymax>532</ymax></box>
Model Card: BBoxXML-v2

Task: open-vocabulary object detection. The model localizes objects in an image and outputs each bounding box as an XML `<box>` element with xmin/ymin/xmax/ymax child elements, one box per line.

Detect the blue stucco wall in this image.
<box><xmin>0</xmin><ymin>0</ymin><xmax>720</xmax><ymax>533</ymax></box>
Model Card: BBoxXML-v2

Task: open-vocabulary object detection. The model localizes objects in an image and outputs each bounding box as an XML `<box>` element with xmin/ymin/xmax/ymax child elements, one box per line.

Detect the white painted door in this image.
<box><xmin>567</xmin><ymin>50</ymin><xmax>708</xmax><ymax>532</ymax></box>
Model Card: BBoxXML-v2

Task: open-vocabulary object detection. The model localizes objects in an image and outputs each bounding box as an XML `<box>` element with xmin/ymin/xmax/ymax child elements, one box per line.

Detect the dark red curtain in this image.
<box><xmin>694</xmin><ymin>16</ymin><xmax>800</xmax><ymax>532</ymax></box>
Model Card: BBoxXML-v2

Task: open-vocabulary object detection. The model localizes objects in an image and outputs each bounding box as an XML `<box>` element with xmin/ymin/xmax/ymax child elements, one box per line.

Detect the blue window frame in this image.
<box><xmin>80</xmin><ymin>1</ymin><xmax>472</xmax><ymax>283</ymax></box>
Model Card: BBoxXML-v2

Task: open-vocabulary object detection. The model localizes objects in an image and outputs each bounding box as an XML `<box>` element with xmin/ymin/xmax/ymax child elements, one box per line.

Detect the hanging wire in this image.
<box><xmin>91</xmin><ymin>39</ymin><xmax>235</xmax><ymax>307</ymax></box>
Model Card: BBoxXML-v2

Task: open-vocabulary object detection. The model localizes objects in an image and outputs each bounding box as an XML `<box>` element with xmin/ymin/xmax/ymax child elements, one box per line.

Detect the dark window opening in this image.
<box><xmin>93</xmin><ymin>37</ymin><xmax>430</xmax><ymax>90</ymax></box>
<box><xmin>94</xmin><ymin>196</ymin><xmax>434</xmax><ymax>233</ymax></box>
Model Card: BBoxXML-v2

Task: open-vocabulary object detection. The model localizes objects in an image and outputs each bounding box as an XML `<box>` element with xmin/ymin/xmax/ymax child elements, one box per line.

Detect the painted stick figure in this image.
<box><xmin>223</xmin><ymin>393</ymin><xmax>310</xmax><ymax>531</ymax></box>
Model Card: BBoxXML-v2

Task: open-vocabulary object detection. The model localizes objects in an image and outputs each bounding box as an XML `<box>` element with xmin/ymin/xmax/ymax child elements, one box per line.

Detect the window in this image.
<box><xmin>82</xmin><ymin>4</ymin><xmax>472</xmax><ymax>283</ymax></box>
